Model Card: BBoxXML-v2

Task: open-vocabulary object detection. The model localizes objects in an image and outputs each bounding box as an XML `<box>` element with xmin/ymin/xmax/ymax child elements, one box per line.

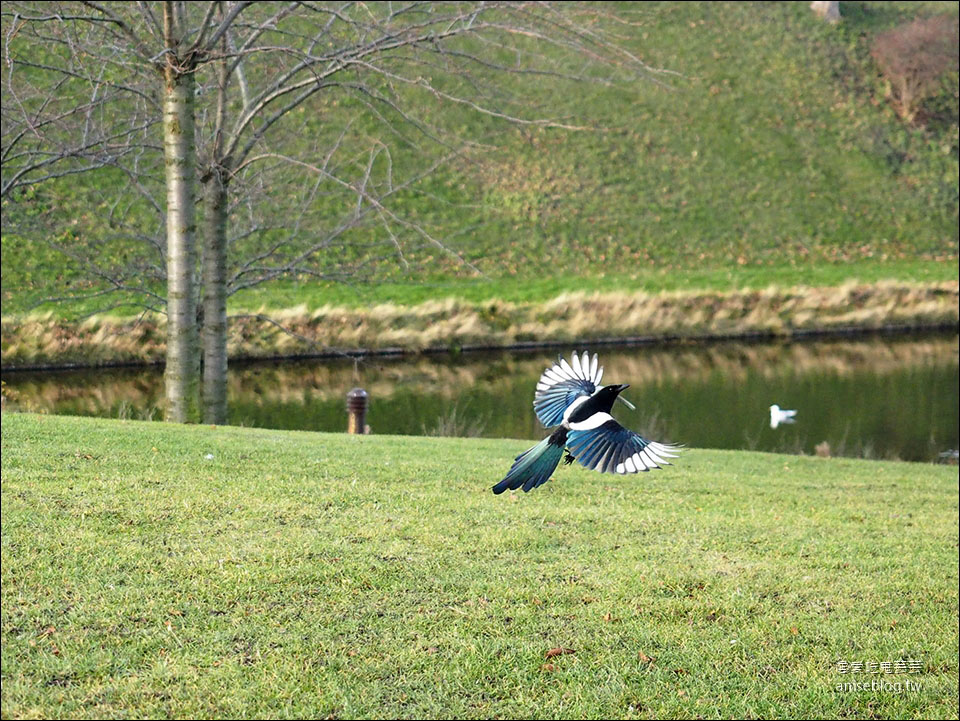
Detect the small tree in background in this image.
<box><xmin>809</xmin><ymin>2</ymin><xmax>840</xmax><ymax>24</ymax></box>
<box><xmin>871</xmin><ymin>15</ymin><xmax>959</xmax><ymax>124</ymax></box>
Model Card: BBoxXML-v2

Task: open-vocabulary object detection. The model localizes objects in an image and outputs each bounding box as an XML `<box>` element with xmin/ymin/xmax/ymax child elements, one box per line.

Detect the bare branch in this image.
<box><xmin>80</xmin><ymin>0</ymin><xmax>156</xmax><ymax>65</ymax></box>
<box><xmin>202</xmin><ymin>0</ymin><xmax>254</xmax><ymax>54</ymax></box>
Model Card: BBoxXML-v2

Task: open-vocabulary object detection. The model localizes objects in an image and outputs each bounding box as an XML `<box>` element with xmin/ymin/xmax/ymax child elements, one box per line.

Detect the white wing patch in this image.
<box><xmin>536</xmin><ymin>350</ymin><xmax>603</xmax><ymax>391</ymax></box>
<box><xmin>614</xmin><ymin>442</ymin><xmax>681</xmax><ymax>473</ymax></box>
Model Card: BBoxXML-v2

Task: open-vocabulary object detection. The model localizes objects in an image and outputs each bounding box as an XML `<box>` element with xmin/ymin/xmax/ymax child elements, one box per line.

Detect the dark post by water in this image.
<box><xmin>346</xmin><ymin>388</ymin><xmax>369</xmax><ymax>434</ymax></box>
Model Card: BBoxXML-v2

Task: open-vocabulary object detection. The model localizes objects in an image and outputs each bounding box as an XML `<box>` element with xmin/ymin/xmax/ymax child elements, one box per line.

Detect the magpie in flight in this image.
<box><xmin>493</xmin><ymin>351</ymin><xmax>681</xmax><ymax>494</ymax></box>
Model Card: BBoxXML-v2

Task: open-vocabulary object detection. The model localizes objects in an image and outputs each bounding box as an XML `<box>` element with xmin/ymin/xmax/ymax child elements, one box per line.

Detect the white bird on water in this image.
<box><xmin>769</xmin><ymin>404</ymin><xmax>797</xmax><ymax>429</ymax></box>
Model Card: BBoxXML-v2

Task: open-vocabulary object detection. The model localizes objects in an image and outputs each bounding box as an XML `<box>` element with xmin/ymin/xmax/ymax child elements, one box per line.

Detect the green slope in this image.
<box><xmin>1</xmin><ymin>1</ymin><xmax>957</xmax><ymax>319</ymax></box>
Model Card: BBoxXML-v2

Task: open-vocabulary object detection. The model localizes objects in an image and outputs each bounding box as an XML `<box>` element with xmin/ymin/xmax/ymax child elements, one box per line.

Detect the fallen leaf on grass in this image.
<box><xmin>541</xmin><ymin>663</ymin><xmax>555</xmax><ymax>672</ymax></box>
<box><xmin>638</xmin><ymin>651</ymin><xmax>655</xmax><ymax>664</ymax></box>
<box><xmin>545</xmin><ymin>647</ymin><xmax>575</xmax><ymax>659</ymax></box>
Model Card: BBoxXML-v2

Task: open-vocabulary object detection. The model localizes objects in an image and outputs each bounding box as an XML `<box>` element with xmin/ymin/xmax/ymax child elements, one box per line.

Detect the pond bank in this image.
<box><xmin>2</xmin><ymin>280</ymin><xmax>957</xmax><ymax>371</ymax></box>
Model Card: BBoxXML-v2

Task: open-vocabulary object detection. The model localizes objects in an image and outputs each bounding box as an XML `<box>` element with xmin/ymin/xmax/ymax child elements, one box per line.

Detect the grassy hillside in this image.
<box><xmin>1</xmin><ymin>1</ymin><xmax>957</xmax><ymax>319</ymax></box>
<box><xmin>2</xmin><ymin>413</ymin><xmax>957</xmax><ymax>718</ymax></box>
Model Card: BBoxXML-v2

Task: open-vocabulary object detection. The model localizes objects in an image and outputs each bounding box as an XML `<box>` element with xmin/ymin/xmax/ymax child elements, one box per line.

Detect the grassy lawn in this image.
<box><xmin>2</xmin><ymin>413</ymin><xmax>957</xmax><ymax>718</ymax></box>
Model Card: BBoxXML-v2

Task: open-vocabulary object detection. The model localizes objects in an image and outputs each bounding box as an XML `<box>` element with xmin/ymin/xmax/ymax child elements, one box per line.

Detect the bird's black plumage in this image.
<box><xmin>566</xmin><ymin>384</ymin><xmax>628</xmax><ymax>424</ymax></box>
<box><xmin>492</xmin><ymin>351</ymin><xmax>681</xmax><ymax>494</ymax></box>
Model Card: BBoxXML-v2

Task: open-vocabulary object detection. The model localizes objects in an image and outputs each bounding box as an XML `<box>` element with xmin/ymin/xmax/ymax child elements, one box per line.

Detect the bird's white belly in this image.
<box><xmin>566</xmin><ymin>411</ymin><xmax>615</xmax><ymax>431</ymax></box>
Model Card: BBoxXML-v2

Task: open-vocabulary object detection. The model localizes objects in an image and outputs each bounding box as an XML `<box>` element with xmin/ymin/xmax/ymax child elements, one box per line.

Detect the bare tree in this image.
<box><xmin>871</xmin><ymin>14</ymin><xmax>958</xmax><ymax>124</ymax></box>
<box><xmin>2</xmin><ymin>1</ymin><xmax>668</xmax><ymax>424</ymax></box>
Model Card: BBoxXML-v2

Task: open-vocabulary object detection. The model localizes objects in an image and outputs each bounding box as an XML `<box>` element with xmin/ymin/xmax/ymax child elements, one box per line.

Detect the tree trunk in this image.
<box><xmin>162</xmin><ymin>63</ymin><xmax>200</xmax><ymax>422</ymax></box>
<box><xmin>202</xmin><ymin>19</ymin><xmax>231</xmax><ymax>426</ymax></box>
<box><xmin>202</xmin><ymin>173</ymin><xmax>229</xmax><ymax>425</ymax></box>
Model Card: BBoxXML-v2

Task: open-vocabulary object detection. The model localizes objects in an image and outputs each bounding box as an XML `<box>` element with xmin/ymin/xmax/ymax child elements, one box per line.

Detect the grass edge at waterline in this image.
<box><xmin>2</xmin><ymin>280</ymin><xmax>957</xmax><ymax>369</ymax></box>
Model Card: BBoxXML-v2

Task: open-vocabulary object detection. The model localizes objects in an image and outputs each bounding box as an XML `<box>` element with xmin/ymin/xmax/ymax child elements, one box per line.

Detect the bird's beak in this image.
<box><xmin>615</xmin><ymin>385</ymin><xmax>636</xmax><ymax>410</ymax></box>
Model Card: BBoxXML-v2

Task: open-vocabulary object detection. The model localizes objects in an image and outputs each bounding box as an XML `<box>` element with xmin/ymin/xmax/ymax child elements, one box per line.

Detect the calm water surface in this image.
<box><xmin>3</xmin><ymin>334</ymin><xmax>958</xmax><ymax>462</ymax></box>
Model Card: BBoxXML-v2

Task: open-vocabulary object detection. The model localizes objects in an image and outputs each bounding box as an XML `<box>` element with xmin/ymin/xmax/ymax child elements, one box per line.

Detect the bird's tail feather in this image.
<box><xmin>492</xmin><ymin>436</ymin><xmax>565</xmax><ymax>494</ymax></box>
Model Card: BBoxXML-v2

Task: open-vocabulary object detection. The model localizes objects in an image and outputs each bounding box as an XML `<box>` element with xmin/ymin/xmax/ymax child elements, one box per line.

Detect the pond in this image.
<box><xmin>2</xmin><ymin>333</ymin><xmax>958</xmax><ymax>462</ymax></box>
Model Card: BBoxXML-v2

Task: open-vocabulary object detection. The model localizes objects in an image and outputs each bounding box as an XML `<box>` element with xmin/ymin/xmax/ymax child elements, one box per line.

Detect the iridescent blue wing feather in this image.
<box><xmin>492</xmin><ymin>431</ymin><xmax>567</xmax><ymax>494</ymax></box>
<box><xmin>534</xmin><ymin>351</ymin><xmax>603</xmax><ymax>427</ymax></box>
<box><xmin>566</xmin><ymin>420</ymin><xmax>682</xmax><ymax>474</ymax></box>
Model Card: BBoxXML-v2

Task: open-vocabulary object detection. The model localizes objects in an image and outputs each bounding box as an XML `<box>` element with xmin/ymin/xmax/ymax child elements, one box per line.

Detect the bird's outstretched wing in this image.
<box><xmin>566</xmin><ymin>419</ymin><xmax>681</xmax><ymax>474</ymax></box>
<box><xmin>534</xmin><ymin>351</ymin><xmax>603</xmax><ymax>428</ymax></box>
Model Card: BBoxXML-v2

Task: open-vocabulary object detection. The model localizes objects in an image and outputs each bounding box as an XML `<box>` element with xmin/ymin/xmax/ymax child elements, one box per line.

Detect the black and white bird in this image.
<box><xmin>492</xmin><ymin>351</ymin><xmax>682</xmax><ymax>494</ymax></box>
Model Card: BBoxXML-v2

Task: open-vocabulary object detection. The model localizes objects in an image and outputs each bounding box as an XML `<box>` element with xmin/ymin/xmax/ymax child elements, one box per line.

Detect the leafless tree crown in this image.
<box><xmin>871</xmin><ymin>14</ymin><xmax>959</xmax><ymax>123</ymax></box>
<box><xmin>2</xmin><ymin>1</ymin><xmax>668</xmax><ymax>422</ymax></box>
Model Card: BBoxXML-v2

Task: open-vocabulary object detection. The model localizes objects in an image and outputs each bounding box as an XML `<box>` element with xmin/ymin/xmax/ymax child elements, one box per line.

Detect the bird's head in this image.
<box><xmin>600</xmin><ymin>383</ymin><xmax>630</xmax><ymax>396</ymax></box>
<box><xmin>594</xmin><ymin>383</ymin><xmax>631</xmax><ymax>413</ymax></box>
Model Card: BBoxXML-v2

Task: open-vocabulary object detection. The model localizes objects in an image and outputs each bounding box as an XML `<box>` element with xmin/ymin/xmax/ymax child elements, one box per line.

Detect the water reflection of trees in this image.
<box><xmin>6</xmin><ymin>335</ymin><xmax>957</xmax><ymax>413</ymax></box>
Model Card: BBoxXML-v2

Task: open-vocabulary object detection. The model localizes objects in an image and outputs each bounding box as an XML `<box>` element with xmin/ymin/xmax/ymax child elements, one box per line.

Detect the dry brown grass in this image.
<box><xmin>2</xmin><ymin>281</ymin><xmax>957</xmax><ymax>368</ymax></box>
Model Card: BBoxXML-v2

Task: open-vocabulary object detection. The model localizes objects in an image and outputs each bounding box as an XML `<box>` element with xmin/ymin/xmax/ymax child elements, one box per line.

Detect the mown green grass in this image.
<box><xmin>3</xmin><ymin>258</ymin><xmax>955</xmax><ymax>321</ymax></box>
<box><xmin>226</xmin><ymin>259</ymin><xmax>958</xmax><ymax>313</ymax></box>
<box><xmin>2</xmin><ymin>413</ymin><xmax>957</xmax><ymax>719</ymax></box>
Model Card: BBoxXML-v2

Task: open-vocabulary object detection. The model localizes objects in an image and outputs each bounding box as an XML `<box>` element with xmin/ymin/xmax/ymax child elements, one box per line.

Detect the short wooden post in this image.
<box><xmin>346</xmin><ymin>388</ymin><xmax>369</xmax><ymax>434</ymax></box>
